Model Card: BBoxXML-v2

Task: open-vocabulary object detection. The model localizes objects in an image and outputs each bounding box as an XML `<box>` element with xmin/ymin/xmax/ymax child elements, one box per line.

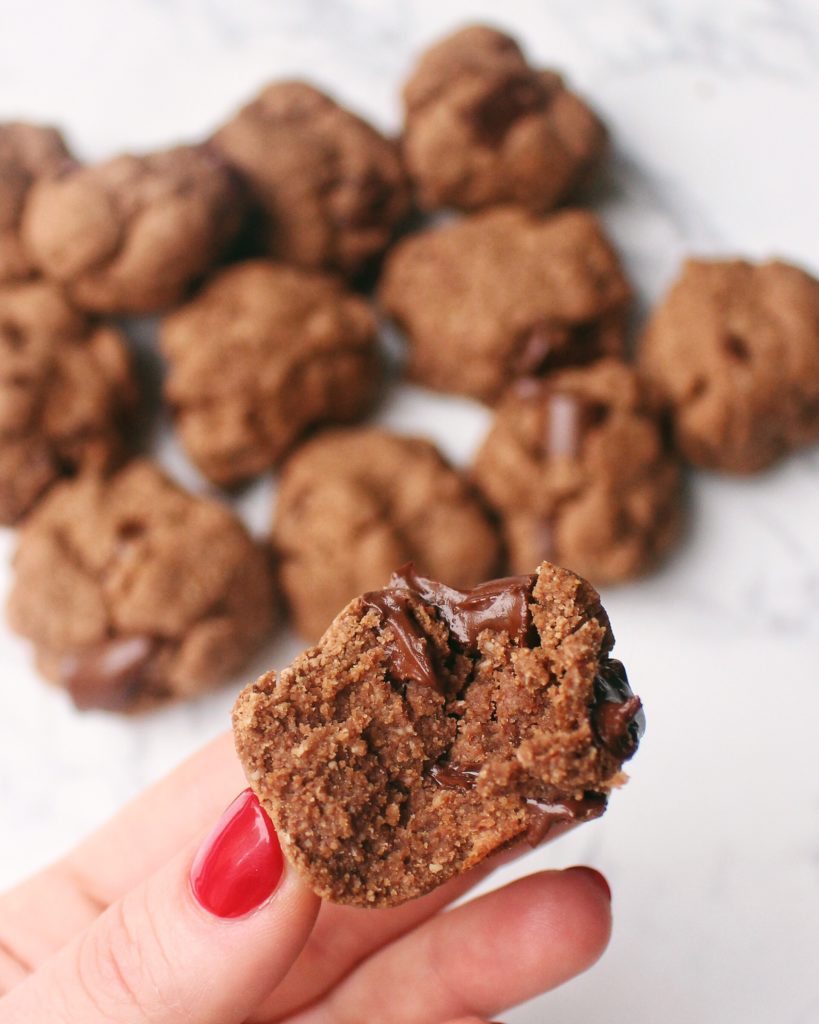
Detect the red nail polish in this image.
<box><xmin>566</xmin><ymin>865</ymin><xmax>611</xmax><ymax>901</ymax></box>
<box><xmin>190</xmin><ymin>789</ymin><xmax>283</xmax><ymax>918</ymax></box>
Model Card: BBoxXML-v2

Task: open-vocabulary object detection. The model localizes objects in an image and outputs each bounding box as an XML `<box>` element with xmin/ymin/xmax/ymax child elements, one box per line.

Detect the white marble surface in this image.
<box><xmin>2</xmin><ymin>1</ymin><xmax>819</xmax><ymax>1021</ymax></box>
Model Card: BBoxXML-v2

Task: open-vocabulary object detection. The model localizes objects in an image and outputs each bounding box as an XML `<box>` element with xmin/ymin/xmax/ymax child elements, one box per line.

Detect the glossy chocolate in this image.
<box><xmin>591</xmin><ymin>658</ymin><xmax>645</xmax><ymax>760</ymax></box>
<box><xmin>364</xmin><ymin>565</ymin><xmax>536</xmax><ymax>691</ymax></box>
<box><xmin>523</xmin><ymin>792</ymin><xmax>607</xmax><ymax>846</ymax></box>
<box><xmin>361</xmin><ymin>587</ymin><xmax>437</xmax><ymax>690</ymax></box>
<box><xmin>59</xmin><ymin>634</ymin><xmax>156</xmax><ymax>711</ymax></box>
<box><xmin>429</xmin><ymin>761</ymin><xmax>482</xmax><ymax>789</ymax></box>
<box><xmin>391</xmin><ymin>564</ymin><xmax>535</xmax><ymax>648</ymax></box>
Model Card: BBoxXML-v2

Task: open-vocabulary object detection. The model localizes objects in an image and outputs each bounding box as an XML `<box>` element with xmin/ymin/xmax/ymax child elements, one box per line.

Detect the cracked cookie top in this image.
<box><xmin>21</xmin><ymin>145</ymin><xmax>245</xmax><ymax>313</ymax></box>
<box><xmin>0</xmin><ymin>121</ymin><xmax>72</xmax><ymax>283</ymax></box>
<box><xmin>161</xmin><ymin>260</ymin><xmax>380</xmax><ymax>487</ymax></box>
<box><xmin>272</xmin><ymin>428</ymin><xmax>502</xmax><ymax>642</ymax></box>
<box><xmin>233</xmin><ymin>560</ymin><xmax>643</xmax><ymax>906</ymax></box>
<box><xmin>379</xmin><ymin>206</ymin><xmax>631</xmax><ymax>403</ymax></box>
<box><xmin>401</xmin><ymin>25</ymin><xmax>607</xmax><ymax>213</ymax></box>
<box><xmin>7</xmin><ymin>459</ymin><xmax>276</xmax><ymax>711</ymax></box>
<box><xmin>639</xmin><ymin>258</ymin><xmax>819</xmax><ymax>473</ymax></box>
<box><xmin>211</xmin><ymin>81</ymin><xmax>410</xmax><ymax>278</ymax></box>
<box><xmin>473</xmin><ymin>359</ymin><xmax>683</xmax><ymax>583</ymax></box>
<box><xmin>0</xmin><ymin>279</ymin><xmax>138</xmax><ymax>525</ymax></box>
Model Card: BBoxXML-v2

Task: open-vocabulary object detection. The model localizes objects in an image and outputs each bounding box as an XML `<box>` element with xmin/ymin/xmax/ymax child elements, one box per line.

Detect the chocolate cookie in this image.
<box><xmin>161</xmin><ymin>260</ymin><xmax>380</xmax><ymax>487</ymax></box>
<box><xmin>272</xmin><ymin>428</ymin><xmax>502</xmax><ymax>642</ymax></box>
<box><xmin>473</xmin><ymin>360</ymin><xmax>682</xmax><ymax>583</ymax></box>
<box><xmin>379</xmin><ymin>207</ymin><xmax>630</xmax><ymax>403</ymax></box>
<box><xmin>639</xmin><ymin>258</ymin><xmax>819</xmax><ymax>473</ymax></box>
<box><xmin>21</xmin><ymin>145</ymin><xmax>245</xmax><ymax>313</ymax></box>
<box><xmin>0</xmin><ymin>122</ymin><xmax>71</xmax><ymax>283</ymax></box>
<box><xmin>402</xmin><ymin>25</ymin><xmax>607</xmax><ymax>213</ymax></box>
<box><xmin>7</xmin><ymin>460</ymin><xmax>275</xmax><ymax>711</ymax></box>
<box><xmin>211</xmin><ymin>81</ymin><xmax>410</xmax><ymax>278</ymax></box>
<box><xmin>233</xmin><ymin>561</ymin><xmax>643</xmax><ymax>906</ymax></box>
<box><xmin>0</xmin><ymin>279</ymin><xmax>137</xmax><ymax>525</ymax></box>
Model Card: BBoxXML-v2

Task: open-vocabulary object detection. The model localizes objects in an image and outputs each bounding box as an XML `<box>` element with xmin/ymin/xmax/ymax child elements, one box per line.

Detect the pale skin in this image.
<box><xmin>0</xmin><ymin>732</ymin><xmax>612</xmax><ymax>1023</ymax></box>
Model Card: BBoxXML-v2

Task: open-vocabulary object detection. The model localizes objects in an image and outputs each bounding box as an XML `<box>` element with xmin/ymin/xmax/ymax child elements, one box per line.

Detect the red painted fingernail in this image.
<box><xmin>566</xmin><ymin>865</ymin><xmax>611</xmax><ymax>901</ymax></box>
<box><xmin>190</xmin><ymin>789</ymin><xmax>284</xmax><ymax>918</ymax></box>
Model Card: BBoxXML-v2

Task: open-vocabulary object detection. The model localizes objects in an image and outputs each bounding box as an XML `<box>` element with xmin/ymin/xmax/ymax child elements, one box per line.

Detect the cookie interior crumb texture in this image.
<box><xmin>233</xmin><ymin>561</ymin><xmax>643</xmax><ymax>907</ymax></box>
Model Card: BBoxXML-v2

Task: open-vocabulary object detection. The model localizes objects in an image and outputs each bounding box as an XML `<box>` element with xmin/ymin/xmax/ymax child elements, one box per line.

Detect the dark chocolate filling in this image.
<box><xmin>363</xmin><ymin>564</ymin><xmax>537</xmax><ymax>692</ymax></box>
<box><xmin>592</xmin><ymin>657</ymin><xmax>645</xmax><ymax>759</ymax></box>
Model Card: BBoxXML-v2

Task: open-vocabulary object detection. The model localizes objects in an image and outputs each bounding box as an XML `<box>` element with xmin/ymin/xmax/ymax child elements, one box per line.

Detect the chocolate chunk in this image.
<box><xmin>591</xmin><ymin>658</ymin><xmax>645</xmax><ymax>760</ymax></box>
<box><xmin>59</xmin><ymin>635</ymin><xmax>157</xmax><ymax>712</ymax></box>
<box><xmin>523</xmin><ymin>792</ymin><xmax>607</xmax><ymax>847</ymax></box>
<box><xmin>364</xmin><ymin>564</ymin><xmax>537</xmax><ymax>692</ymax></box>
<box><xmin>429</xmin><ymin>762</ymin><xmax>482</xmax><ymax>790</ymax></box>
<box><xmin>362</xmin><ymin>586</ymin><xmax>438</xmax><ymax>690</ymax></box>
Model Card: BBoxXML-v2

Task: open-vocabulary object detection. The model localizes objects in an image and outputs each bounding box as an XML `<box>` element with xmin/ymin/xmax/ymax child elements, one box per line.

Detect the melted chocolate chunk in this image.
<box><xmin>514</xmin><ymin>318</ymin><xmax>613</xmax><ymax>379</ymax></box>
<box><xmin>591</xmin><ymin>658</ymin><xmax>645</xmax><ymax>760</ymax></box>
<box><xmin>391</xmin><ymin>564</ymin><xmax>536</xmax><ymax>647</ymax></box>
<box><xmin>364</xmin><ymin>565</ymin><xmax>537</xmax><ymax>691</ymax></box>
<box><xmin>524</xmin><ymin>792</ymin><xmax>607</xmax><ymax>847</ymax></box>
<box><xmin>428</xmin><ymin>760</ymin><xmax>607</xmax><ymax>847</ymax></box>
<box><xmin>429</xmin><ymin>761</ymin><xmax>481</xmax><ymax>790</ymax></box>
<box><xmin>362</xmin><ymin>588</ymin><xmax>437</xmax><ymax>690</ymax></box>
<box><xmin>59</xmin><ymin>635</ymin><xmax>156</xmax><ymax>711</ymax></box>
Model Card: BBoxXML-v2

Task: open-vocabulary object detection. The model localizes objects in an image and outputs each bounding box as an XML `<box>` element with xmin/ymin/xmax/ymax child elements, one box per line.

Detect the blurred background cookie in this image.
<box><xmin>380</xmin><ymin>207</ymin><xmax>630</xmax><ymax>402</ymax></box>
<box><xmin>0</xmin><ymin>122</ymin><xmax>72</xmax><ymax>284</ymax></box>
<box><xmin>161</xmin><ymin>260</ymin><xmax>381</xmax><ymax>487</ymax></box>
<box><xmin>7</xmin><ymin>460</ymin><xmax>276</xmax><ymax>712</ymax></box>
<box><xmin>639</xmin><ymin>258</ymin><xmax>819</xmax><ymax>473</ymax></box>
<box><xmin>473</xmin><ymin>359</ymin><xmax>683</xmax><ymax>583</ymax></box>
<box><xmin>273</xmin><ymin>428</ymin><xmax>501</xmax><ymax>641</ymax></box>
<box><xmin>0</xmin><ymin>279</ymin><xmax>137</xmax><ymax>525</ymax></box>
<box><xmin>21</xmin><ymin>145</ymin><xmax>245</xmax><ymax>313</ymax></box>
<box><xmin>401</xmin><ymin>25</ymin><xmax>606</xmax><ymax>213</ymax></box>
<box><xmin>211</xmin><ymin>81</ymin><xmax>410</xmax><ymax>278</ymax></box>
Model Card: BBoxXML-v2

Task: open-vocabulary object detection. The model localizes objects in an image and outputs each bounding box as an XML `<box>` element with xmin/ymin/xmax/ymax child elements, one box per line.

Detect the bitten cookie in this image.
<box><xmin>161</xmin><ymin>260</ymin><xmax>380</xmax><ymax>487</ymax></box>
<box><xmin>639</xmin><ymin>258</ymin><xmax>819</xmax><ymax>473</ymax></box>
<box><xmin>272</xmin><ymin>428</ymin><xmax>502</xmax><ymax>642</ymax></box>
<box><xmin>473</xmin><ymin>360</ymin><xmax>682</xmax><ymax>583</ymax></box>
<box><xmin>21</xmin><ymin>145</ymin><xmax>245</xmax><ymax>313</ymax></box>
<box><xmin>233</xmin><ymin>561</ymin><xmax>643</xmax><ymax>907</ymax></box>
<box><xmin>402</xmin><ymin>25</ymin><xmax>607</xmax><ymax>213</ymax></box>
<box><xmin>7</xmin><ymin>460</ymin><xmax>275</xmax><ymax>711</ymax></box>
<box><xmin>0</xmin><ymin>122</ymin><xmax>71</xmax><ymax>283</ymax></box>
<box><xmin>0</xmin><ymin>280</ymin><xmax>137</xmax><ymax>525</ymax></box>
<box><xmin>379</xmin><ymin>207</ymin><xmax>631</xmax><ymax>403</ymax></box>
<box><xmin>211</xmin><ymin>81</ymin><xmax>410</xmax><ymax>277</ymax></box>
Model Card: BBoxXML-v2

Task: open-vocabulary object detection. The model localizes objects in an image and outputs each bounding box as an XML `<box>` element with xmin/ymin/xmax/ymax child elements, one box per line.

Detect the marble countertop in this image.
<box><xmin>1</xmin><ymin>1</ymin><xmax>818</xmax><ymax>1021</ymax></box>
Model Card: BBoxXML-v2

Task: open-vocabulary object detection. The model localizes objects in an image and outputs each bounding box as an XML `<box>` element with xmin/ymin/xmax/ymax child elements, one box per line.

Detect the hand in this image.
<box><xmin>0</xmin><ymin>732</ymin><xmax>611</xmax><ymax>1023</ymax></box>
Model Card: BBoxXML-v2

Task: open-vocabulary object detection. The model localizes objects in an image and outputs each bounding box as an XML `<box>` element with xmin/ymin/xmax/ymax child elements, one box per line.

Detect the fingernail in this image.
<box><xmin>566</xmin><ymin>865</ymin><xmax>611</xmax><ymax>902</ymax></box>
<box><xmin>190</xmin><ymin>789</ymin><xmax>284</xmax><ymax>918</ymax></box>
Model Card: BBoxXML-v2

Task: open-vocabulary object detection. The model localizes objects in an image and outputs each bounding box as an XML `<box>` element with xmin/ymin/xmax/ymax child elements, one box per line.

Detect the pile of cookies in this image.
<box><xmin>2</xmin><ymin>24</ymin><xmax>818</xmax><ymax>713</ymax></box>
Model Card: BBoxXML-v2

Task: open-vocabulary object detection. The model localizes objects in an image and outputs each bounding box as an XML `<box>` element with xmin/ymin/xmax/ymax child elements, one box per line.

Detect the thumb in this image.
<box><xmin>2</xmin><ymin>790</ymin><xmax>319</xmax><ymax>1024</ymax></box>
